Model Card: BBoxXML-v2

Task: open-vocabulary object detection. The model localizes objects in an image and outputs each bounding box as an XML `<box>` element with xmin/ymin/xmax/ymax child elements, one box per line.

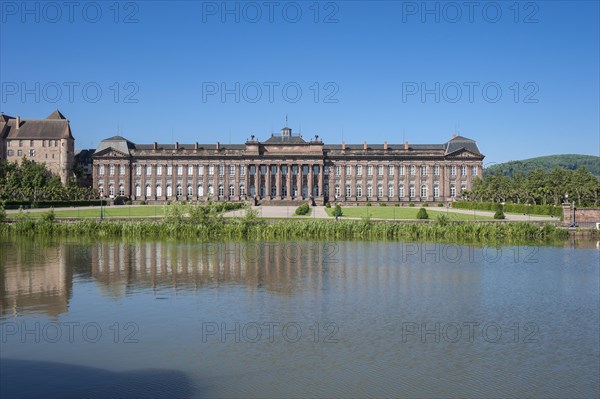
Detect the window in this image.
<box><xmin>198</xmin><ymin>185</ymin><xmax>203</xmax><ymax>197</ymax></box>
<box><xmin>146</xmin><ymin>165</ymin><xmax>152</xmax><ymax>175</ymax></box>
<box><xmin>367</xmin><ymin>185</ymin><xmax>373</xmax><ymax>197</ymax></box>
<box><xmin>208</xmin><ymin>165</ymin><xmax>214</xmax><ymax>175</ymax></box>
<box><xmin>177</xmin><ymin>165</ymin><xmax>183</xmax><ymax>176</ymax></box>
<box><xmin>399</xmin><ymin>165</ymin><xmax>404</xmax><ymax>176</ymax></box>
<box><xmin>120</xmin><ymin>165</ymin><xmax>125</xmax><ymax>175</ymax></box>
<box><xmin>421</xmin><ymin>166</ymin><xmax>427</xmax><ymax>176</ymax></box>
<box><xmin>335</xmin><ymin>185</ymin><xmax>341</xmax><ymax>197</ymax></box>
<box><xmin>188</xmin><ymin>185</ymin><xmax>193</xmax><ymax>196</ymax></box>
<box><xmin>409</xmin><ymin>185</ymin><xmax>415</xmax><ymax>198</ymax></box>
<box><xmin>188</xmin><ymin>165</ymin><xmax>194</xmax><ymax>175</ymax></box>
<box><xmin>367</xmin><ymin>165</ymin><xmax>373</xmax><ymax>176</ymax></box>
<box><xmin>208</xmin><ymin>185</ymin><xmax>214</xmax><ymax>196</ymax></box>
<box><xmin>240</xmin><ymin>165</ymin><xmax>246</xmax><ymax>175</ymax></box>
<box><xmin>19</xmin><ymin>140</ymin><xmax>23</xmax><ymax>147</ymax></box>
<box><xmin>471</xmin><ymin>166</ymin><xmax>477</xmax><ymax>176</ymax></box>
<box><xmin>261</xmin><ymin>165</ymin><xmax>267</xmax><ymax>175</ymax></box>
<box><xmin>434</xmin><ymin>166</ymin><xmax>440</xmax><ymax>176</ymax></box>
<box><xmin>229</xmin><ymin>185</ymin><xmax>235</xmax><ymax>196</ymax></box>
<box><xmin>239</xmin><ymin>185</ymin><xmax>246</xmax><ymax>196</ymax></box>
<box><xmin>399</xmin><ymin>185</ymin><xmax>404</xmax><ymax>198</ymax></box>
<box><xmin>166</xmin><ymin>185</ymin><xmax>173</xmax><ymax>197</ymax></box>
<box><xmin>218</xmin><ymin>165</ymin><xmax>224</xmax><ymax>176</ymax></box>
<box><xmin>218</xmin><ymin>184</ymin><xmax>224</xmax><ymax>196</ymax></box>
<box><xmin>377</xmin><ymin>184</ymin><xmax>383</xmax><ymax>197</ymax></box>
<box><xmin>229</xmin><ymin>165</ymin><xmax>235</xmax><ymax>176</ymax></box>
<box><xmin>345</xmin><ymin>185</ymin><xmax>351</xmax><ymax>197</ymax></box>
<box><xmin>356</xmin><ymin>165</ymin><xmax>362</xmax><ymax>176</ymax></box>
<box><xmin>450</xmin><ymin>166</ymin><xmax>457</xmax><ymax>176</ymax></box>
<box><xmin>135</xmin><ymin>165</ymin><xmax>141</xmax><ymax>175</ymax></box>
<box><xmin>461</xmin><ymin>165</ymin><xmax>467</xmax><ymax>176</ymax></box>
<box><xmin>409</xmin><ymin>165</ymin><xmax>416</xmax><ymax>176</ymax></box>
<box><xmin>7</xmin><ymin>150</ymin><xmax>13</xmax><ymax>156</ymax></box>
<box><xmin>335</xmin><ymin>166</ymin><xmax>341</xmax><ymax>176</ymax></box>
<box><xmin>421</xmin><ymin>185</ymin><xmax>427</xmax><ymax>198</ymax></box>
<box><xmin>271</xmin><ymin>165</ymin><xmax>277</xmax><ymax>175</ymax></box>
<box><xmin>135</xmin><ymin>185</ymin><xmax>141</xmax><ymax>197</ymax></box>
<box><xmin>356</xmin><ymin>184</ymin><xmax>362</xmax><ymax>197</ymax></box>
<box><xmin>157</xmin><ymin>165</ymin><xmax>162</xmax><ymax>175</ymax></box>
<box><xmin>119</xmin><ymin>185</ymin><xmax>125</xmax><ymax>196</ymax></box>
<box><xmin>345</xmin><ymin>165</ymin><xmax>351</xmax><ymax>176</ymax></box>
<box><xmin>28</xmin><ymin>149</ymin><xmax>35</xmax><ymax>157</ymax></box>
<box><xmin>30</xmin><ymin>140</ymin><xmax>34</xmax><ymax>146</ymax></box>
<box><xmin>54</xmin><ymin>140</ymin><xmax>58</xmax><ymax>147</ymax></box>
<box><xmin>99</xmin><ymin>165</ymin><xmax>105</xmax><ymax>175</ymax></box>
<box><xmin>434</xmin><ymin>185</ymin><xmax>439</xmax><ymax>198</ymax></box>
<box><xmin>7</xmin><ymin>141</ymin><xmax>11</xmax><ymax>147</ymax></box>
<box><xmin>388</xmin><ymin>184</ymin><xmax>394</xmax><ymax>197</ymax></box>
<box><xmin>377</xmin><ymin>166</ymin><xmax>383</xmax><ymax>176</ymax></box>
<box><xmin>450</xmin><ymin>184</ymin><xmax>456</xmax><ymax>197</ymax></box>
<box><xmin>110</xmin><ymin>165</ymin><xmax>115</xmax><ymax>175</ymax></box>
<box><xmin>388</xmin><ymin>165</ymin><xmax>394</xmax><ymax>176</ymax></box>
<box><xmin>167</xmin><ymin>165</ymin><xmax>173</xmax><ymax>175</ymax></box>
<box><xmin>198</xmin><ymin>165</ymin><xmax>204</xmax><ymax>175</ymax></box>
<box><xmin>282</xmin><ymin>165</ymin><xmax>288</xmax><ymax>175</ymax></box>
<box><xmin>461</xmin><ymin>185</ymin><xmax>466</xmax><ymax>194</ymax></box>
<box><xmin>176</xmin><ymin>185</ymin><xmax>183</xmax><ymax>196</ymax></box>
<box><xmin>17</xmin><ymin>150</ymin><xmax>22</xmax><ymax>156</ymax></box>
<box><xmin>156</xmin><ymin>185</ymin><xmax>162</xmax><ymax>197</ymax></box>
<box><xmin>98</xmin><ymin>185</ymin><xmax>104</xmax><ymax>196</ymax></box>
<box><xmin>109</xmin><ymin>185</ymin><xmax>115</xmax><ymax>197</ymax></box>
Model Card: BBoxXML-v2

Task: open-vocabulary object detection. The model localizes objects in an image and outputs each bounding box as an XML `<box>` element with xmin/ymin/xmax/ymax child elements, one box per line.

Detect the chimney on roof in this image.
<box><xmin>216</xmin><ymin>141</ymin><xmax>220</xmax><ymax>150</ymax></box>
<box><xmin>153</xmin><ymin>142</ymin><xmax>158</xmax><ymax>150</ymax></box>
<box><xmin>452</xmin><ymin>134</ymin><xmax>457</xmax><ymax>139</ymax></box>
<box><xmin>384</xmin><ymin>141</ymin><xmax>388</xmax><ymax>150</ymax></box>
<box><xmin>363</xmin><ymin>141</ymin><xmax>368</xmax><ymax>150</ymax></box>
<box><xmin>342</xmin><ymin>141</ymin><xmax>346</xmax><ymax>150</ymax></box>
<box><xmin>195</xmin><ymin>142</ymin><xmax>199</xmax><ymax>150</ymax></box>
<box><xmin>404</xmin><ymin>141</ymin><xmax>409</xmax><ymax>150</ymax></box>
<box><xmin>16</xmin><ymin>116</ymin><xmax>20</xmax><ymax>129</ymax></box>
<box><xmin>175</xmin><ymin>141</ymin><xmax>179</xmax><ymax>150</ymax></box>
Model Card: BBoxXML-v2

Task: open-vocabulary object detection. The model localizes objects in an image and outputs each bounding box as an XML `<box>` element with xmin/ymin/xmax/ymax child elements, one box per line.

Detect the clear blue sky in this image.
<box><xmin>1</xmin><ymin>0</ymin><xmax>598</xmax><ymax>164</ymax></box>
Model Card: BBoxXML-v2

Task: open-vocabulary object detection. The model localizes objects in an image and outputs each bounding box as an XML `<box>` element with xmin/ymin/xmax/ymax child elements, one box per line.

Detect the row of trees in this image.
<box><xmin>464</xmin><ymin>167</ymin><xmax>600</xmax><ymax>207</ymax></box>
<box><xmin>0</xmin><ymin>158</ymin><xmax>95</xmax><ymax>201</ymax></box>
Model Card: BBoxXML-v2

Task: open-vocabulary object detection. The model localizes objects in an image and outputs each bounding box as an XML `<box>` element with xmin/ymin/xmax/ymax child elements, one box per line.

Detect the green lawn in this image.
<box><xmin>25</xmin><ymin>206</ymin><xmax>166</xmax><ymax>218</ymax></box>
<box><xmin>325</xmin><ymin>206</ymin><xmax>492</xmax><ymax>220</ymax></box>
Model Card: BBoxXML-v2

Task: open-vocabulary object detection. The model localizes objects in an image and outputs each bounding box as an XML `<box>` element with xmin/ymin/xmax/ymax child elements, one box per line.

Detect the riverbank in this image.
<box><xmin>0</xmin><ymin>217</ymin><xmax>580</xmax><ymax>242</ymax></box>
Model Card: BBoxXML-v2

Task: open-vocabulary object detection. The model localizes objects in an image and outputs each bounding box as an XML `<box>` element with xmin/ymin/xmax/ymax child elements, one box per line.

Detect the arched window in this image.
<box><xmin>229</xmin><ymin>184</ymin><xmax>235</xmax><ymax>196</ymax></box>
<box><xmin>176</xmin><ymin>185</ymin><xmax>183</xmax><ymax>196</ymax></box>
<box><xmin>450</xmin><ymin>184</ymin><xmax>456</xmax><ymax>197</ymax></box>
<box><xmin>98</xmin><ymin>185</ymin><xmax>104</xmax><ymax>196</ymax></box>
<box><xmin>399</xmin><ymin>185</ymin><xmax>404</xmax><ymax>198</ymax></box>
<box><xmin>187</xmin><ymin>185</ymin><xmax>193</xmax><ymax>196</ymax></box>
<box><xmin>388</xmin><ymin>184</ymin><xmax>394</xmax><ymax>198</ymax></box>
<box><xmin>239</xmin><ymin>185</ymin><xmax>246</xmax><ymax>196</ymax></box>
<box><xmin>156</xmin><ymin>185</ymin><xmax>162</xmax><ymax>197</ymax></box>
<box><xmin>377</xmin><ymin>184</ymin><xmax>383</xmax><ymax>197</ymax></box>
<box><xmin>218</xmin><ymin>185</ymin><xmax>224</xmax><ymax>196</ymax></box>
<box><xmin>433</xmin><ymin>185</ymin><xmax>439</xmax><ymax>198</ymax></box>
<box><xmin>166</xmin><ymin>185</ymin><xmax>172</xmax><ymax>197</ymax></box>
<box><xmin>208</xmin><ymin>185</ymin><xmax>214</xmax><ymax>196</ymax></box>
<box><xmin>356</xmin><ymin>184</ymin><xmax>362</xmax><ymax>197</ymax></box>
<box><xmin>109</xmin><ymin>185</ymin><xmax>115</xmax><ymax>197</ymax></box>
<box><xmin>367</xmin><ymin>185</ymin><xmax>373</xmax><ymax>198</ymax></box>
<box><xmin>145</xmin><ymin>185</ymin><xmax>151</xmax><ymax>197</ymax></box>
<box><xmin>409</xmin><ymin>185</ymin><xmax>415</xmax><ymax>199</ymax></box>
<box><xmin>421</xmin><ymin>185</ymin><xmax>427</xmax><ymax>198</ymax></box>
<box><xmin>334</xmin><ymin>185</ymin><xmax>340</xmax><ymax>197</ymax></box>
<box><xmin>135</xmin><ymin>184</ymin><xmax>141</xmax><ymax>197</ymax></box>
<box><xmin>198</xmin><ymin>184</ymin><xmax>203</xmax><ymax>197</ymax></box>
<box><xmin>345</xmin><ymin>184</ymin><xmax>351</xmax><ymax>197</ymax></box>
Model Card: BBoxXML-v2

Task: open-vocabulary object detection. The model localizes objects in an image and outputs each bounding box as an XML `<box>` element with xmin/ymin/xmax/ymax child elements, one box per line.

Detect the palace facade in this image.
<box><xmin>92</xmin><ymin>127</ymin><xmax>484</xmax><ymax>205</ymax></box>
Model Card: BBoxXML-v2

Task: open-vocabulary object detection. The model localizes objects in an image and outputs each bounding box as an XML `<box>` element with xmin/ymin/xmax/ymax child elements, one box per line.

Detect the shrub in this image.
<box><xmin>409</xmin><ymin>203</ymin><xmax>415</xmax><ymax>207</ymax></box>
<box><xmin>452</xmin><ymin>201</ymin><xmax>562</xmax><ymax>217</ymax></box>
<box><xmin>422</xmin><ymin>203</ymin><xmax>429</xmax><ymax>207</ymax></box>
<box><xmin>366</xmin><ymin>202</ymin><xmax>372</xmax><ymax>207</ymax></box>
<box><xmin>41</xmin><ymin>208</ymin><xmax>55</xmax><ymax>223</ymax></box>
<box><xmin>379</xmin><ymin>203</ymin><xmax>387</xmax><ymax>207</ymax></box>
<box><xmin>494</xmin><ymin>209</ymin><xmax>505</xmax><ymax>219</ymax></box>
<box><xmin>438</xmin><ymin>202</ymin><xmax>444</xmax><ymax>207</ymax></box>
<box><xmin>416</xmin><ymin>207</ymin><xmax>429</xmax><ymax>219</ymax></box>
<box><xmin>333</xmin><ymin>204</ymin><xmax>343</xmax><ymax>218</ymax></box>
<box><xmin>295</xmin><ymin>203</ymin><xmax>310</xmax><ymax>215</ymax></box>
<box><xmin>125</xmin><ymin>200</ymin><xmax>133</xmax><ymax>205</ymax></box>
<box><xmin>166</xmin><ymin>200</ymin><xmax>172</xmax><ymax>205</ymax></box>
<box><xmin>435</xmin><ymin>213</ymin><xmax>450</xmax><ymax>226</ymax></box>
<box><xmin>325</xmin><ymin>202</ymin><xmax>331</xmax><ymax>208</ymax></box>
<box><xmin>139</xmin><ymin>200</ymin><xmax>146</xmax><ymax>205</ymax></box>
<box><xmin>394</xmin><ymin>204</ymin><xmax>399</xmax><ymax>207</ymax></box>
<box><xmin>0</xmin><ymin>206</ymin><xmax>6</xmax><ymax>223</ymax></box>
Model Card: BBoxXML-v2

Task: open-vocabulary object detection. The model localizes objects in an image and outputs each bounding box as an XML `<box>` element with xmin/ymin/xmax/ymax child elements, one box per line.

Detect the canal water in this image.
<box><xmin>1</xmin><ymin>238</ymin><xmax>598</xmax><ymax>398</ymax></box>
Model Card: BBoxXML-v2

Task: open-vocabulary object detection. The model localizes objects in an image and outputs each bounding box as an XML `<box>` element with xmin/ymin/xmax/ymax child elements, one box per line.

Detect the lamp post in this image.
<box><xmin>100</xmin><ymin>194</ymin><xmax>104</xmax><ymax>220</ymax></box>
<box><xmin>527</xmin><ymin>203</ymin><xmax>531</xmax><ymax>221</ymax></box>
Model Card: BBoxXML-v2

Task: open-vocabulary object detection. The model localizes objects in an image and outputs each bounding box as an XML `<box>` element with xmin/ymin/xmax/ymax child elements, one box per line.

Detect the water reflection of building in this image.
<box><xmin>0</xmin><ymin>242</ymin><xmax>73</xmax><ymax>317</ymax></box>
<box><xmin>90</xmin><ymin>242</ymin><xmax>327</xmax><ymax>295</ymax></box>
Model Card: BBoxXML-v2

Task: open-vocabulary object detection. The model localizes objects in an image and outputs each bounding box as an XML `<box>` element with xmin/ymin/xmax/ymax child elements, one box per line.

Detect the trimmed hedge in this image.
<box><xmin>2</xmin><ymin>200</ymin><xmax>104</xmax><ymax>210</ymax></box>
<box><xmin>295</xmin><ymin>203</ymin><xmax>310</xmax><ymax>215</ymax></box>
<box><xmin>452</xmin><ymin>201</ymin><xmax>562</xmax><ymax>217</ymax></box>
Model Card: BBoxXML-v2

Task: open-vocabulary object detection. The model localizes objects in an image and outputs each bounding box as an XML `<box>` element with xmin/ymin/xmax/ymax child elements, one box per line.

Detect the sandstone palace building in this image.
<box><xmin>0</xmin><ymin>110</ymin><xmax>75</xmax><ymax>184</ymax></box>
<box><xmin>92</xmin><ymin>127</ymin><xmax>484</xmax><ymax>205</ymax></box>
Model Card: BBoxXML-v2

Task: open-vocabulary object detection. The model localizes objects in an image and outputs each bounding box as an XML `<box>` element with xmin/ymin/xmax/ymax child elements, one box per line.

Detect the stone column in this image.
<box><xmin>234</xmin><ymin>162</ymin><xmax>240</xmax><ymax>200</ymax></box>
<box><xmin>192</xmin><ymin>164</ymin><xmax>198</xmax><ymax>201</ymax></box>
<box><xmin>182</xmin><ymin>163</ymin><xmax>188</xmax><ymax>200</ymax></box>
<box><xmin>393</xmin><ymin>163</ymin><xmax>399</xmax><ymax>202</ymax></box>
<box><xmin>254</xmin><ymin>163</ymin><xmax>260</xmax><ymax>199</ymax></box>
<box><xmin>296</xmin><ymin>164</ymin><xmax>302</xmax><ymax>199</ymax></box>
<box><xmin>371</xmin><ymin>164</ymin><xmax>378</xmax><ymax>201</ymax></box>
<box><xmin>286</xmin><ymin>164</ymin><xmax>292</xmax><ymax>200</ymax></box>
<box><xmin>350</xmin><ymin>163</ymin><xmax>357</xmax><ymax>201</ymax></box>
<box><xmin>383</xmin><ymin>163</ymin><xmax>389</xmax><ymax>201</ymax></box>
<box><xmin>276</xmin><ymin>163</ymin><xmax>282</xmax><ymax>198</ymax></box>
<box><xmin>202</xmin><ymin>163</ymin><xmax>209</xmax><ymax>202</ymax></box>
<box><xmin>265</xmin><ymin>164</ymin><xmax>271</xmax><ymax>199</ymax></box>
<box><xmin>308</xmin><ymin>163</ymin><xmax>314</xmax><ymax>199</ymax></box>
<box><xmin>317</xmin><ymin>163</ymin><xmax>324</xmax><ymax>199</ymax></box>
<box><xmin>339</xmin><ymin>163</ymin><xmax>346</xmax><ymax>201</ymax></box>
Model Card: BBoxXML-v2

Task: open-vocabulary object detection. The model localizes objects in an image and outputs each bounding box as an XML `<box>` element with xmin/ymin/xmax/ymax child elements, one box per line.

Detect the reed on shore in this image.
<box><xmin>0</xmin><ymin>208</ymin><xmax>572</xmax><ymax>242</ymax></box>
